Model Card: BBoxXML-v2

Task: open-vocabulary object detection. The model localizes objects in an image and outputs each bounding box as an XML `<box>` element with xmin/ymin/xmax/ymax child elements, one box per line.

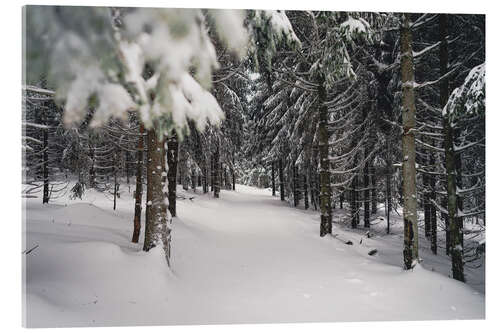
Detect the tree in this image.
<box><xmin>400</xmin><ymin>13</ymin><xmax>419</xmax><ymax>269</ymax></box>
<box><xmin>318</xmin><ymin>78</ymin><xmax>332</xmax><ymax>236</ymax></box>
<box><xmin>167</xmin><ymin>134</ymin><xmax>179</xmax><ymax>217</ymax></box>
<box><xmin>132</xmin><ymin>123</ymin><xmax>144</xmax><ymax>243</ymax></box>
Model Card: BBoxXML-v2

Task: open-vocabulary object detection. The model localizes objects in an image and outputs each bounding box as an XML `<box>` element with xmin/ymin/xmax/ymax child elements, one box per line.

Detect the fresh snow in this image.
<box><xmin>23</xmin><ymin>184</ymin><xmax>484</xmax><ymax>327</ymax></box>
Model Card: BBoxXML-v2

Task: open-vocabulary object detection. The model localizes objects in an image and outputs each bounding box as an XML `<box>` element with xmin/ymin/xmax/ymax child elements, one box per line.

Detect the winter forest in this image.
<box><xmin>22</xmin><ymin>6</ymin><xmax>485</xmax><ymax>327</ymax></box>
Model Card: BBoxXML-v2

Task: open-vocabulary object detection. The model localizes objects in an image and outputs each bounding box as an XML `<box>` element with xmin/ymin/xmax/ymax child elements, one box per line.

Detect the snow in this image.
<box><xmin>341</xmin><ymin>16</ymin><xmax>370</xmax><ymax>39</ymax></box>
<box><xmin>255</xmin><ymin>10</ymin><xmax>301</xmax><ymax>47</ymax></box>
<box><xmin>24</xmin><ymin>184</ymin><xmax>484</xmax><ymax>327</ymax></box>
<box><xmin>207</xmin><ymin>9</ymin><xmax>249</xmax><ymax>57</ymax></box>
<box><xmin>29</xmin><ymin>7</ymin><xmax>248</xmax><ymax>132</ymax></box>
<box><xmin>443</xmin><ymin>63</ymin><xmax>485</xmax><ymax>119</ymax></box>
<box><xmin>90</xmin><ymin>84</ymin><xmax>135</xmax><ymax>127</ymax></box>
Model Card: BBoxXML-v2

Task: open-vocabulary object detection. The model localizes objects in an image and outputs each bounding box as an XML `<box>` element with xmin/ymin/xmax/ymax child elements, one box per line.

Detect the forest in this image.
<box><xmin>22</xmin><ymin>6</ymin><xmax>485</xmax><ymax>327</ymax></box>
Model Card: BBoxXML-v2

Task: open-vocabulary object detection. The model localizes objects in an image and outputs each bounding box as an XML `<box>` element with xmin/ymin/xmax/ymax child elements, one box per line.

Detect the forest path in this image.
<box><xmin>24</xmin><ymin>184</ymin><xmax>485</xmax><ymax>327</ymax></box>
<box><xmin>167</xmin><ymin>185</ymin><xmax>484</xmax><ymax>324</ymax></box>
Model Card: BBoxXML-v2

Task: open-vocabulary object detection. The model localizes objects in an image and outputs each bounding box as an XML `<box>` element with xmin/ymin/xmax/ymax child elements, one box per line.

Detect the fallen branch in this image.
<box><xmin>176</xmin><ymin>195</ymin><xmax>195</xmax><ymax>201</ymax></box>
<box><xmin>22</xmin><ymin>245</ymin><xmax>39</xmax><ymax>255</ymax></box>
<box><xmin>331</xmin><ymin>233</ymin><xmax>353</xmax><ymax>245</ymax></box>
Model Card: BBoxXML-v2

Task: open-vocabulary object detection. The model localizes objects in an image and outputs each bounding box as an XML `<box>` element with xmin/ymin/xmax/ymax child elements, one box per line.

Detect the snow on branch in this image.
<box><xmin>443</xmin><ymin>63</ymin><xmax>485</xmax><ymax>121</ymax></box>
<box><xmin>23</xmin><ymin>85</ymin><xmax>55</xmax><ymax>96</ymax></box>
<box><xmin>413</xmin><ymin>41</ymin><xmax>441</xmax><ymax>58</ymax></box>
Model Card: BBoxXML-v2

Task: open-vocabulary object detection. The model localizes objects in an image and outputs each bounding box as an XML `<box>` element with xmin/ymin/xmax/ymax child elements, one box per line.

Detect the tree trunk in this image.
<box><xmin>279</xmin><ymin>159</ymin><xmax>285</xmax><ymax>201</ymax></box>
<box><xmin>213</xmin><ymin>146</ymin><xmax>220</xmax><ymax>198</ymax></box>
<box><xmin>271</xmin><ymin>161</ymin><xmax>276</xmax><ymax>196</ymax></box>
<box><xmin>113</xmin><ymin>149</ymin><xmax>118</xmax><ymax>211</ymax></box>
<box><xmin>340</xmin><ymin>189</ymin><xmax>344</xmax><ymax>209</ymax></box>
<box><xmin>318</xmin><ymin>81</ymin><xmax>332</xmax><ymax>236</ymax></box>
<box><xmin>293</xmin><ymin>166</ymin><xmax>299</xmax><ymax>207</ymax></box>
<box><xmin>203</xmin><ymin>161</ymin><xmax>208</xmax><ymax>193</ymax></box>
<box><xmin>232</xmin><ymin>167</ymin><xmax>236</xmax><ymax>191</ymax></box>
<box><xmin>444</xmin><ymin>113</ymin><xmax>464</xmax><ymax>281</ymax></box>
<box><xmin>455</xmin><ymin>133</ymin><xmax>464</xmax><ymax>248</ymax></box>
<box><xmin>429</xmin><ymin>141</ymin><xmax>437</xmax><ymax>254</ymax></box>
<box><xmin>442</xmin><ymin>196</ymin><xmax>450</xmax><ymax>255</ymax></box>
<box><xmin>304</xmin><ymin>174</ymin><xmax>309</xmax><ymax>210</ymax></box>
<box><xmin>423</xmin><ymin>148</ymin><xmax>431</xmax><ymax>239</ymax></box>
<box><xmin>351</xmin><ymin>176</ymin><xmax>358</xmax><ymax>229</ymax></box>
<box><xmin>440</xmin><ymin>14</ymin><xmax>464</xmax><ymax>281</ymax></box>
<box><xmin>89</xmin><ymin>141</ymin><xmax>96</xmax><ymax>188</ymax></box>
<box><xmin>386</xmin><ymin>138</ymin><xmax>392</xmax><ymax>234</ymax></box>
<box><xmin>401</xmin><ymin>14</ymin><xmax>419</xmax><ymax>269</ymax></box>
<box><xmin>192</xmin><ymin>169</ymin><xmax>197</xmax><ymax>191</ymax></box>
<box><xmin>364</xmin><ymin>162</ymin><xmax>370</xmax><ymax>228</ymax></box>
<box><xmin>132</xmin><ymin>123</ymin><xmax>144</xmax><ymax>243</ymax></box>
<box><xmin>210</xmin><ymin>154</ymin><xmax>214</xmax><ymax>192</ymax></box>
<box><xmin>371</xmin><ymin>165</ymin><xmax>377</xmax><ymax>214</ymax></box>
<box><xmin>143</xmin><ymin>128</ymin><xmax>155</xmax><ymax>251</ymax></box>
<box><xmin>167</xmin><ymin>134</ymin><xmax>178</xmax><ymax>217</ymax></box>
<box><xmin>125</xmin><ymin>150</ymin><xmax>130</xmax><ymax>185</ymax></box>
<box><xmin>41</xmin><ymin>107</ymin><xmax>49</xmax><ymax>204</ymax></box>
<box><xmin>143</xmin><ymin>127</ymin><xmax>171</xmax><ymax>265</ymax></box>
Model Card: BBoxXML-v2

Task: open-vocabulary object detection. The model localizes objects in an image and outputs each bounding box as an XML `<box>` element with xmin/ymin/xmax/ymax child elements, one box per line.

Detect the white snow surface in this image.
<box><xmin>23</xmin><ymin>184</ymin><xmax>484</xmax><ymax>327</ymax></box>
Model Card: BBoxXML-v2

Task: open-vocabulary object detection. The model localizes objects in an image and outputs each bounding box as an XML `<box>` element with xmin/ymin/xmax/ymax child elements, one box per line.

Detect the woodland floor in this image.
<box><xmin>23</xmin><ymin>184</ymin><xmax>485</xmax><ymax>327</ymax></box>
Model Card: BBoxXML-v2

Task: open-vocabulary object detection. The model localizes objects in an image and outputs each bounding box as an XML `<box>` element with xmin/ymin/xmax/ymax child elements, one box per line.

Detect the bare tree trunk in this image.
<box><xmin>41</xmin><ymin>106</ymin><xmax>49</xmax><ymax>204</ymax></box>
<box><xmin>444</xmin><ymin>112</ymin><xmax>464</xmax><ymax>281</ymax></box>
<box><xmin>371</xmin><ymin>165</ymin><xmax>377</xmax><ymax>214</ymax></box>
<box><xmin>424</xmin><ymin>148</ymin><xmax>431</xmax><ymax>238</ymax></box>
<box><xmin>279</xmin><ymin>159</ymin><xmax>285</xmax><ymax>201</ymax></box>
<box><xmin>231</xmin><ymin>152</ymin><xmax>236</xmax><ymax>191</ymax></box>
<box><xmin>210</xmin><ymin>154</ymin><xmax>214</xmax><ymax>192</ymax></box>
<box><xmin>89</xmin><ymin>140</ymin><xmax>96</xmax><ymax>188</ymax></box>
<box><xmin>442</xmin><ymin>196</ymin><xmax>450</xmax><ymax>255</ymax></box>
<box><xmin>143</xmin><ymin>128</ymin><xmax>155</xmax><ymax>251</ymax></box>
<box><xmin>401</xmin><ymin>14</ymin><xmax>419</xmax><ymax>269</ymax></box>
<box><xmin>213</xmin><ymin>146</ymin><xmax>220</xmax><ymax>198</ymax></box>
<box><xmin>143</xmin><ymin>127</ymin><xmax>171</xmax><ymax>265</ymax></box>
<box><xmin>271</xmin><ymin>161</ymin><xmax>276</xmax><ymax>196</ymax></box>
<box><xmin>113</xmin><ymin>149</ymin><xmax>118</xmax><ymax>211</ymax></box>
<box><xmin>351</xmin><ymin>175</ymin><xmax>358</xmax><ymax>229</ymax></box>
<box><xmin>318</xmin><ymin>80</ymin><xmax>332</xmax><ymax>236</ymax></box>
<box><xmin>429</xmin><ymin>142</ymin><xmax>437</xmax><ymax>254</ymax></box>
<box><xmin>125</xmin><ymin>150</ymin><xmax>130</xmax><ymax>185</ymax></box>
<box><xmin>440</xmin><ymin>14</ymin><xmax>464</xmax><ymax>281</ymax></box>
<box><xmin>455</xmin><ymin>133</ymin><xmax>464</xmax><ymax>248</ymax></box>
<box><xmin>203</xmin><ymin>160</ymin><xmax>208</xmax><ymax>193</ymax></box>
<box><xmin>386</xmin><ymin>138</ymin><xmax>392</xmax><ymax>234</ymax></box>
<box><xmin>293</xmin><ymin>166</ymin><xmax>299</xmax><ymax>207</ymax></box>
<box><xmin>167</xmin><ymin>134</ymin><xmax>178</xmax><ymax>217</ymax></box>
<box><xmin>364</xmin><ymin>162</ymin><xmax>370</xmax><ymax>228</ymax></box>
<box><xmin>192</xmin><ymin>169</ymin><xmax>197</xmax><ymax>191</ymax></box>
<box><xmin>232</xmin><ymin>168</ymin><xmax>236</xmax><ymax>191</ymax></box>
<box><xmin>339</xmin><ymin>188</ymin><xmax>344</xmax><ymax>209</ymax></box>
<box><xmin>304</xmin><ymin>174</ymin><xmax>309</xmax><ymax>210</ymax></box>
<box><xmin>132</xmin><ymin>123</ymin><xmax>144</xmax><ymax>243</ymax></box>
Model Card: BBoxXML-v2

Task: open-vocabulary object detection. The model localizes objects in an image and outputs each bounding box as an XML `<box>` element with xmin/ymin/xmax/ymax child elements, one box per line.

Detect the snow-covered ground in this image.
<box><xmin>23</xmin><ymin>184</ymin><xmax>485</xmax><ymax>327</ymax></box>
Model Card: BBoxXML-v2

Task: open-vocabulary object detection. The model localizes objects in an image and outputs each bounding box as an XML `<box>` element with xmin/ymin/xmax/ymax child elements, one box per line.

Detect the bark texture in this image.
<box><xmin>318</xmin><ymin>80</ymin><xmax>332</xmax><ymax>236</ymax></box>
<box><xmin>167</xmin><ymin>134</ymin><xmax>178</xmax><ymax>217</ymax></box>
<box><xmin>279</xmin><ymin>159</ymin><xmax>285</xmax><ymax>201</ymax></box>
<box><xmin>401</xmin><ymin>14</ymin><xmax>419</xmax><ymax>269</ymax></box>
<box><xmin>143</xmin><ymin>127</ymin><xmax>171</xmax><ymax>265</ymax></box>
<box><xmin>132</xmin><ymin>123</ymin><xmax>144</xmax><ymax>243</ymax></box>
<box><xmin>440</xmin><ymin>14</ymin><xmax>464</xmax><ymax>281</ymax></box>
